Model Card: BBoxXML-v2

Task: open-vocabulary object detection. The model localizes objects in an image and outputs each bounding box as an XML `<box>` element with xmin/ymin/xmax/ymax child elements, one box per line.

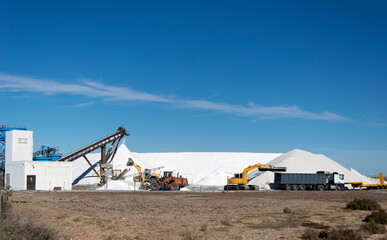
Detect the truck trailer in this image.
<box><xmin>274</xmin><ymin>171</ymin><xmax>345</xmax><ymax>191</ymax></box>
<box><xmin>346</xmin><ymin>173</ymin><xmax>387</xmax><ymax>190</ymax></box>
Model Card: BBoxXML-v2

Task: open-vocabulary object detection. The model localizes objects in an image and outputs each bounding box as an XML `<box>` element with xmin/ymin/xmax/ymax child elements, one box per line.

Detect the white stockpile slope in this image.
<box><xmin>72</xmin><ymin>144</ymin><xmax>281</xmax><ymax>189</ymax></box>
<box><xmin>72</xmin><ymin>146</ymin><xmax>378</xmax><ymax>191</ymax></box>
<box><xmin>72</xmin><ymin>144</ymin><xmax>146</xmax><ymax>188</ymax></box>
<box><xmin>249</xmin><ymin>149</ymin><xmax>380</xmax><ymax>189</ymax></box>
<box><xmin>133</xmin><ymin>151</ymin><xmax>281</xmax><ymax>185</ymax></box>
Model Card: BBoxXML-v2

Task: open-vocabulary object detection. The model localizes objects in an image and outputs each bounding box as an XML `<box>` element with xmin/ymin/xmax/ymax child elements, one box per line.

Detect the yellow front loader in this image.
<box><xmin>225</xmin><ymin>163</ymin><xmax>286</xmax><ymax>190</ymax></box>
<box><xmin>127</xmin><ymin>158</ymin><xmax>163</xmax><ymax>189</ymax></box>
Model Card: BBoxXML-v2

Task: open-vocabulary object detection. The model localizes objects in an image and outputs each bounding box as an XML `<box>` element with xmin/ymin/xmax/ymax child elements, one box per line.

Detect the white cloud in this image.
<box><xmin>65</xmin><ymin>102</ymin><xmax>94</xmax><ymax>108</ymax></box>
<box><xmin>177</xmin><ymin>100</ymin><xmax>347</xmax><ymax>121</ymax></box>
<box><xmin>368</xmin><ymin>122</ymin><xmax>387</xmax><ymax>127</ymax></box>
<box><xmin>0</xmin><ymin>72</ymin><xmax>348</xmax><ymax>121</ymax></box>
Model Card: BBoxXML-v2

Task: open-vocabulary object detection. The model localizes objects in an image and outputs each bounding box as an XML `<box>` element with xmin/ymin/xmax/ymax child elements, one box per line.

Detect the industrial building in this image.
<box><xmin>1</xmin><ymin>125</ymin><xmax>72</xmax><ymax>190</ymax></box>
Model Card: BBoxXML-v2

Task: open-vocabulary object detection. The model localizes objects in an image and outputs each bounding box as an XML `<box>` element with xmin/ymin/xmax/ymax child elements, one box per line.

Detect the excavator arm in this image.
<box><xmin>229</xmin><ymin>163</ymin><xmax>286</xmax><ymax>185</ymax></box>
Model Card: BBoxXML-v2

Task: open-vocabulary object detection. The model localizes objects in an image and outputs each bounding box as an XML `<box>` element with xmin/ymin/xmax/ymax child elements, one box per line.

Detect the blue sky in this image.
<box><xmin>0</xmin><ymin>1</ymin><xmax>386</xmax><ymax>175</ymax></box>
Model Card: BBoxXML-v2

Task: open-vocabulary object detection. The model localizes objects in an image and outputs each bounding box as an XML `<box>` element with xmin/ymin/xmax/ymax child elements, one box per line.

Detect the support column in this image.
<box><xmin>100</xmin><ymin>145</ymin><xmax>106</xmax><ymax>184</ymax></box>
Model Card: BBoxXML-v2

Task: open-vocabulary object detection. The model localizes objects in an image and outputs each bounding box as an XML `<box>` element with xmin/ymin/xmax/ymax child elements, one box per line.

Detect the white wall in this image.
<box><xmin>24</xmin><ymin>161</ymin><xmax>72</xmax><ymax>190</ymax></box>
<box><xmin>5</xmin><ymin>161</ymin><xmax>72</xmax><ymax>191</ymax></box>
<box><xmin>5</xmin><ymin>130</ymin><xmax>33</xmax><ymax>163</ymax></box>
<box><xmin>4</xmin><ymin>129</ymin><xmax>72</xmax><ymax>191</ymax></box>
<box><xmin>4</xmin><ymin>162</ymin><xmax>26</xmax><ymax>190</ymax></box>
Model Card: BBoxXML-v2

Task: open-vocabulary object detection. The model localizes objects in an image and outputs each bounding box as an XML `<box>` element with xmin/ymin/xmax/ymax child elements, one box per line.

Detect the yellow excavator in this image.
<box><xmin>224</xmin><ymin>163</ymin><xmax>286</xmax><ymax>190</ymax></box>
<box><xmin>127</xmin><ymin>158</ymin><xmax>163</xmax><ymax>189</ymax></box>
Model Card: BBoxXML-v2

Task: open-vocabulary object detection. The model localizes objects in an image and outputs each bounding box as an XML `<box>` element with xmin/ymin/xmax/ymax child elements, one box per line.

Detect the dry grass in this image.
<box><xmin>360</xmin><ymin>221</ymin><xmax>386</xmax><ymax>234</ymax></box>
<box><xmin>363</xmin><ymin>209</ymin><xmax>387</xmax><ymax>224</ymax></box>
<box><xmin>1</xmin><ymin>192</ymin><xmax>57</xmax><ymax>240</ymax></box>
<box><xmin>301</xmin><ymin>228</ymin><xmax>362</xmax><ymax>240</ymax></box>
<box><xmin>345</xmin><ymin>198</ymin><xmax>381</xmax><ymax>211</ymax></box>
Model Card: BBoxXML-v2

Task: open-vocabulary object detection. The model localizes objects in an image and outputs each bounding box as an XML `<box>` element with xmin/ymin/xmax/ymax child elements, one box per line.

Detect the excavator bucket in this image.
<box><xmin>127</xmin><ymin>158</ymin><xmax>134</xmax><ymax>166</ymax></box>
<box><xmin>258</xmin><ymin>167</ymin><xmax>287</xmax><ymax>172</ymax></box>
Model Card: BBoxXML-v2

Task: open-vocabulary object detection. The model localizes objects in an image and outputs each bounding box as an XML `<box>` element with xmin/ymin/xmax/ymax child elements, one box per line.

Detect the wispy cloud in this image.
<box><xmin>177</xmin><ymin>100</ymin><xmax>347</xmax><ymax>121</ymax></box>
<box><xmin>0</xmin><ymin>72</ymin><xmax>348</xmax><ymax>121</ymax></box>
<box><xmin>368</xmin><ymin>122</ymin><xmax>387</xmax><ymax>127</ymax></box>
<box><xmin>65</xmin><ymin>102</ymin><xmax>94</xmax><ymax>108</ymax></box>
<box><xmin>0</xmin><ymin>73</ymin><xmax>172</xmax><ymax>103</ymax></box>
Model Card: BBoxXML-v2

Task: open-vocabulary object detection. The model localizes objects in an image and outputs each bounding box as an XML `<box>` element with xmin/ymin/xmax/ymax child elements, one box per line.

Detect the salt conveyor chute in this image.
<box><xmin>59</xmin><ymin>126</ymin><xmax>129</xmax><ymax>185</ymax></box>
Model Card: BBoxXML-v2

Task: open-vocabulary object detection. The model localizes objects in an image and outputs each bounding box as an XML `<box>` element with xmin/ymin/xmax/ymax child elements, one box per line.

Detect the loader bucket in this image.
<box><xmin>127</xmin><ymin>158</ymin><xmax>134</xmax><ymax>166</ymax></box>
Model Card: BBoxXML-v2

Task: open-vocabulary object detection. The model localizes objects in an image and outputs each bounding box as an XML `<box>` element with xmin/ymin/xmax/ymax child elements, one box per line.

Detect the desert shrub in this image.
<box><xmin>301</xmin><ymin>222</ymin><xmax>331</xmax><ymax>230</ymax></box>
<box><xmin>220</xmin><ymin>219</ymin><xmax>231</xmax><ymax>226</ymax></box>
<box><xmin>301</xmin><ymin>228</ymin><xmax>362</xmax><ymax>240</ymax></box>
<box><xmin>301</xmin><ymin>228</ymin><xmax>319</xmax><ymax>240</ymax></box>
<box><xmin>1</xmin><ymin>190</ymin><xmax>12</xmax><ymax>214</ymax></box>
<box><xmin>363</xmin><ymin>209</ymin><xmax>387</xmax><ymax>224</ymax></box>
<box><xmin>0</xmin><ymin>195</ymin><xmax>57</xmax><ymax>240</ymax></box>
<box><xmin>345</xmin><ymin>198</ymin><xmax>381</xmax><ymax>210</ymax></box>
<box><xmin>360</xmin><ymin>221</ymin><xmax>386</xmax><ymax>234</ymax></box>
<box><xmin>200</xmin><ymin>224</ymin><xmax>208</xmax><ymax>231</ymax></box>
<box><xmin>283</xmin><ymin>207</ymin><xmax>291</xmax><ymax>214</ymax></box>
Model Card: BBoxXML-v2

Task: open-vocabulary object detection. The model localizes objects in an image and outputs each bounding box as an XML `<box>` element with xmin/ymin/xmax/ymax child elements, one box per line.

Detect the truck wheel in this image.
<box><xmin>299</xmin><ymin>185</ymin><xmax>306</xmax><ymax>191</ymax></box>
<box><xmin>286</xmin><ymin>184</ymin><xmax>292</xmax><ymax>191</ymax></box>
<box><xmin>150</xmin><ymin>182</ymin><xmax>160</xmax><ymax>191</ymax></box>
<box><xmin>317</xmin><ymin>185</ymin><xmax>324</xmax><ymax>191</ymax></box>
<box><xmin>336</xmin><ymin>185</ymin><xmax>342</xmax><ymax>191</ymax></box>
<box><xmin>292</xmin><ymin>185</ymin><xmax>299</xmax><ymax>191</ymax></box>
<box><xmin>170</xmin><ymin>182</ymin><xmax>179</xmax><ymax>191</ymax></box>
<box><xmin>248</xmin><ymin>185</ymin><xmax>259</xmax><ymax>191</ymax></box>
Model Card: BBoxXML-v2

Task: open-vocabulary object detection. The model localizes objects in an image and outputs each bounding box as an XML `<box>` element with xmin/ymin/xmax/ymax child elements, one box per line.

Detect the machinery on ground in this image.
<box><xmin>346</xmin><ymin>173</ymin><xmax>386</xmax><ymax>190</ymax></box>
<box><xmin>33</xmin><ymin>146</ymin><xmax>63</xmax><ymax>161</ymax></box>
<box><xmin>150</xmin><ymin>171</ymin><xmax>188</xmax><ymax>191</ymax></box>
<box><xmin>126</xmin><ymin>158</ymin><xmax>164</xmax><ymax>189</ymax></box>
<box><xmin>274</xmin><ymin>171</ymin><xmax>345</xmax><ymax>191</ymax></box>
<box><xmin>224</xmin><ymin>163</ymin><xmax>287</xmax><ymax>190</ymax></box>
<box><xmin>60</xmin><ymin>126</ymin><xmax>129</xmax><ymax>185</ymax></box>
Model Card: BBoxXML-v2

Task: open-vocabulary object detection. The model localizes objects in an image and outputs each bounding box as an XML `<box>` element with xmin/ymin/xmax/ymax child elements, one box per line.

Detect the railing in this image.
<box><xmin>0</xmin><ymin>125</ymin><xmax>27</xmax><ymax>131</ymax></box>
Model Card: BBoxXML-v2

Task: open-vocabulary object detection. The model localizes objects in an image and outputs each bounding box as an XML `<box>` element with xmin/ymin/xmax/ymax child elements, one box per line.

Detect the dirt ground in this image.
<box><xmin>8</xmin><ymin>190</ymin><xmax>387</xmax><ymax>240</ymax></box>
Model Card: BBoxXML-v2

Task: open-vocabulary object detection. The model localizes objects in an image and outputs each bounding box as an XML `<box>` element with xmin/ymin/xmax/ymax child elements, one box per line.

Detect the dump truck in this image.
<box><xmin>346</xmin><ymin>173</ymin><xmax>387</xmax><ymax>190</ymax></box>
<box><xmin>224</xmin><ymin>163</ymin><xmax>287</xmax><ymax>191</ymax></box>
<box><xmin>274</xmin><ymin>171</ymin><xmax>345</xmax><ymax>191</ymax></box>
<box><xmin>150</xmin><ymin>171</ymin><xmax>188</xmax><ymax>191</ymax></box>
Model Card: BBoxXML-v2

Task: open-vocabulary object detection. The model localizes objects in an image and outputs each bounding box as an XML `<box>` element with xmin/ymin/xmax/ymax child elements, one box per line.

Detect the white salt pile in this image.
<box><xmin>71</xmin><ymin>145</ymin><xmax>379</xmax><ymax>191</ymax></box>
<box><xmin>133</xmin><ymin>151</ymin><xmax>281</xmax><ymax>185</ymax></box>
<box><xmin>97</xmin><ymin>180</ymin><xmax>132</xmax><ymax>191</ymax></box>
<box><xmin>71</xmin><ymin>144</ymin><xmax>281</xmax><ymax>189</ymax></box>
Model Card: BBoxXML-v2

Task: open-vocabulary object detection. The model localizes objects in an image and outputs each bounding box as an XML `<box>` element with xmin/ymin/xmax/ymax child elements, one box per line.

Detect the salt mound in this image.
<box><xmin>195</xmin><ymin>167</ymin><xmax>236</xmax><ymax>186</ymax></box>
<box><xmin>249</xmin><ymin>171</ymin><xmax>275</xmax><ymax>190</ymax></box>
<box><xmin>350</xmin><ymin>168</ymin><xmax>383</xmax><ymax>184</ymax></box>
<box><xmin>72</xmin><ymin>144</ymin><xmax>281</xmax><ymax>187</ymax></box>
<box><xmin>72</xmin><ymin>145</ymin><xmax>377</xmax><ymax>191</ymax></box>
<box><xmin>97</xmin><ymin>180</ymin><xmax>131</xmax><ymax>191</ymax></box>
<box><xmin>133</xmin><ymin>152</ymin><xmax>281</xmax><ymax>184</ymax></box>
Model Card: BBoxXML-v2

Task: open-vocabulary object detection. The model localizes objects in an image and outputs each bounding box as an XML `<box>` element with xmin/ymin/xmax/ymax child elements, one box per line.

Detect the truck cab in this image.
<box><xmin>332</xmin><ymin>172</ymin><xmax>345</xmax><ymax>184</ymax></box>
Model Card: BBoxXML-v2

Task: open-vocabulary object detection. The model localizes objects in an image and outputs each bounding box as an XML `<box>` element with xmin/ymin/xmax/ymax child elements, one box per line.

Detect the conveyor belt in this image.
<box><xmin>59</xmin><ymin>127</ymin><xmax>129</xmax><ymax>162</ymax></box>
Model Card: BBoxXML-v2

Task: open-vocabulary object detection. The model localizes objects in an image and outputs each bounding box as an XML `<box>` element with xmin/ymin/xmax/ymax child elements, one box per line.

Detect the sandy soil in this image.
<box><xmin>8</xmin><ymin>190</ymin><xmax>387</xmax><ymax>240</ymax></box>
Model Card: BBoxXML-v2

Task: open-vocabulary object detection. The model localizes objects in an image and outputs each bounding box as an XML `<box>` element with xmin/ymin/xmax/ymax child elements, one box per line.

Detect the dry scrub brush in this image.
<box><xmin>0</xmin><ymin>192</ymin><xmax>57</xmax><ymax>240</ymax></box>
<box><xmin>345</xmin><ymin>198</ymin><xmax>381</xmax><ymax>211</ymax></box>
